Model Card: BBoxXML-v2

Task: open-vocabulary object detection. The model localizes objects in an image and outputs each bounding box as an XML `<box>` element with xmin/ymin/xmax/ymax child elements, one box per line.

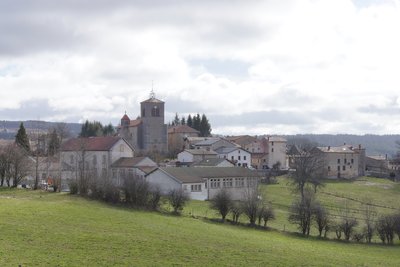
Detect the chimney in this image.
<box><xmin>328</xmin><ymin>146</ymin><xmax>330</xmax><ymax>151</ymax></box>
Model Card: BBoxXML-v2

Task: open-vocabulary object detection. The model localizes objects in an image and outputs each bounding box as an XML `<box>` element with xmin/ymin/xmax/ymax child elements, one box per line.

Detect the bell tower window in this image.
<box><xmin>151</xmin><ymin>106</ymin><xmax>160</xmax><ymax>117</ymax></box>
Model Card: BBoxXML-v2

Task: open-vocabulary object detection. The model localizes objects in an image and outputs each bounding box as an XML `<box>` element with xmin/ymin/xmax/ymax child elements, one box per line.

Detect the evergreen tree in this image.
<box><xmin>173</xmin><ymin>113</ymin><xmax>180</xmax><ymax>126</ymax></box>
<box><xmin>80</xmin><ymin>120</ymin><xmax>104</xmax><ymax>137</ymax></box>
<box><xmin>193</xmin><ymin>113</ymin><xmax>201</xmax><ymax>131</ymax></box>
<box><xmin>102</xmin><ymin>123</ymin><xmax>115</xmax><ymax>136</ymax></box>
<box><xmin>187</xmin><ymin>114</ymin><xmax>193</xmax><ymax>128</ymax></box>
<box><xmin>48</xmin><ymin>129</ymin><xmax>60</xmax><ymax>156</ymax></box>
<box><xmin>199</xmin><ymin>114</ymin><xmax>212</xmax><ymax>137</ymax></box>
<box><xmin>180</xmin><ymin>117</ymin><xmax>186</xmax><ymax>125</ymax></box>
<box><xmin>15</xmin><ymin>122</ymin><xmax>30</xmax><ymax>152</ymax></box>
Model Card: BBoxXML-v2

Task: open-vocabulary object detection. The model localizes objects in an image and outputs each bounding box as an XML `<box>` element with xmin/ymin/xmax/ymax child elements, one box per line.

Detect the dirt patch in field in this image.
<box><xmin>362</xmin><ymin>181</ymin><xmax>393</xmax><ymax>190</ymax></box>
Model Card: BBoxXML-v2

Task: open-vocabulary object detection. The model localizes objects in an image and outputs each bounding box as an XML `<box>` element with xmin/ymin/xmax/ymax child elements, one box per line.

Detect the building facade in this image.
<box><xmin>118</xmin><ymin>91</ymin><xmax>168</xmax><ymax>154</ymax></box>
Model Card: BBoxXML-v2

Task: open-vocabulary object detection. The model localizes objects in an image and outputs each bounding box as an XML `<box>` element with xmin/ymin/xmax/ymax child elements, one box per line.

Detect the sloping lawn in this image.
<box><xmin>0</xmin><ymin>188</ymin><xmax>399</xmax><ymax>266</ymax></box>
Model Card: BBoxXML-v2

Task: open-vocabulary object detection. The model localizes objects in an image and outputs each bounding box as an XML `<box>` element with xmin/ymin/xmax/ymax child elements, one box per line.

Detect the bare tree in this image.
<box><xmin>362</xmin><ymin>203</ymin><xmax>376</xmax><ymax>243</ymax></box>
<box><xmin>241</xmin><ymin>187</ymin><xmax>261</xmax><ymax>226</ymax></box>
<box><xmin>289</xmin><ymin>189</ymin><xmax>316</xmax><ymax>236</ymax></box>
<box><xmin>288</xmin><ymin>147</ymin><xmax>326</xmax><ymax>200</ymax></box>
<box><xmin>230</xmin><ymin>201</ymin><xmax>242</xmax><ymax>224</ymax></box>
<box><xmin>338</xmin><ymin>203</ymin><xmax>358</xmax><ymax>241</ymax></box>
<box><xmin>168</xmin><ymin>188</ymin><xmax>189</xmax><ymax>214</ymax></box>
<box><xmin>376</xmin><ymin>214</ymin><xmax>395</xmax><ymax>244</ymax></box>
<box><xmin>259</xmin><ymin>203</ymin><xmax>275</xmax><ymax>227</ymax></box>
<box><xmin>5</xmin><ymin>144</ymin><xmax>32</xmax><ymax>187</ymax></box>
<box><xmin>313</xmin><ymin>203</ymin><xmax>330</xmax><ymax>237</ymax></box>
<box><xmin>210</xmin><ymin>189</ymin><xmax>232</xmax><ymax>222</ymax></box>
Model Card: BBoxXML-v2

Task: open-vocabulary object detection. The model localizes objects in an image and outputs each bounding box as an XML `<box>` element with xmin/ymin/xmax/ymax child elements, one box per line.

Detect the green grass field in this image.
<box><xmin>0</xmin><ymin>176</ymin><xmax>399</xmax><ymax>266</ymax></box>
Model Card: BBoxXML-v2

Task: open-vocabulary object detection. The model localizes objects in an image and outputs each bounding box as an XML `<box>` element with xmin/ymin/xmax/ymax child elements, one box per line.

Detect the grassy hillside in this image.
<box><xmin>0</xmin><ymin>182</ymin><xmax>399</xmax><ymax>266</ymax></box>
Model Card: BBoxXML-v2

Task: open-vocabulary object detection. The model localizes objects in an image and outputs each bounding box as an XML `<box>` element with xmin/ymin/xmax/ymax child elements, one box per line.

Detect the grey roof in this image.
<box><xmin>111</xmin><ymin>157</ymin><xmax>150</xmax><ymax>168</ymax></box>
<box><xmin>183</xmin><ymin>149</ymin><xmax>218</xmax><ymax>155</ymax></box>
<box><xmin>317</xmin><ymin>145</ymin><xmax>357</xmax><ymax>154</ymax></box>
<box><xmin>268</xmin><ymin>136</ymin><xmax>287</xmax><ymax>142</ymax></box>
<box><xmin>215</xmin><ymin>146</ymin><xmax>239</xmax><ymax>154</ymax></box>
<box><xmin>191</xmin><ymin>158</ymin><xmax>233</xmax><ymax>167</ymax></box>
<box><xmin>195</xmin><ymin>138</ymin><xmax>221</xmax><ymax>146</ymax></box>
<box><xmin>154</xmin><ymin>167</ymin><xmax>261</xmax><ymax>183</ymax></box>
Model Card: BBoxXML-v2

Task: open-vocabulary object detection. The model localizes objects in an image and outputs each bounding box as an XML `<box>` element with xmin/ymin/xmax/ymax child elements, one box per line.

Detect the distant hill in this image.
<box><xmin>284</xmin><ymin>134</ymin><xmax>400</xmax><ymax>157</ymax></box>
<box><xmin>0</xmin><ymin>120</ymin><xmax>82</xmax><ymax>139</ymax></box>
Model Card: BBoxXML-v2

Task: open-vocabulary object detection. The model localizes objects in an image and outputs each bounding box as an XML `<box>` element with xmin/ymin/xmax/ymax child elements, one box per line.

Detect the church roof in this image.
<box><xmin>121</xmin><ymin>114</ymin><xmax>130</xmax><ymax>121</ymax></box>
<box><xmin>141</xmin><ymin>97</ymin><xmax>164</xmax><ymax>104</ymax></box>
<box><xmin>129</xmin><ymin>119</ymin><xmax>142</xmax><ymax>127</ymax></box>
<box><xmin>61</xmin><ymin>136</ymin><xmax>122</xmax><ymax>151</ymax></box>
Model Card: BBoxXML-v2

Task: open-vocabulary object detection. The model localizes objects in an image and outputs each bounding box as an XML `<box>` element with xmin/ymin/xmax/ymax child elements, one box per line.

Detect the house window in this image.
<box><xmin>344</xmin><ymin>158</ymin><xmax>347</xmax><ymax>164</ymax></box>
<box><xmin>238</xmin><ymin>156</ymin><xmax>241</xmax><ymax>160</ymax></box>
<box><xmin>271</xmin><ymin>148</ymin><xmax>274</xmax><ymax>153</ymax></box>
<box><xmin>210</xmin><ymin>179</ymin><xmax>220</xmax><ymax>188</ymax></box>
<box><xmin>328</xmin><ymin>166</ymin><xmax>331</xmax><ymax>171</ymax></box>
<box><xmin>351</xmin><ymin>158</ymin><xmax>354</xmax><ymax>164</ymax></box>
<box><xmin>337</xmin><ymin>166</ymin><xmax>340</xmax><ymax>171</ymax></box>
<box><xmin>271</xmin><ymin>142</ymin><xmax>274</xmax><ymax>146</ymax></box>
<box><xmin>343</xmin><ymin>165</ymin><xmax>346</xmax><ymax>171</ymax></box>
<box><xmin>235</xmin><ymin>178</ymin><xmax>245</xmax><ymax>187</ymax></box>
<box><xmin>244</xmin><ymin>156</ymin><xmax>247</xmax><ymax>160</ymax></box>
<box><xmin>337</xmin><ymin>159</ymin><xmax>340</xmax><ymax>164</ymax></box>
<box><xmin>191</xmin><ymin>184</ymin><xmax>201</xmax><ymax>192</ymax></box>
<box><xmin>231</xmin><ymin>156</ymin><xmax>234</xmax><ymax>161</ymax></box>
<box><xmin>223</xmin><ymin>178</ymin><xmax>233</xmax><ymax>187</ymax></box>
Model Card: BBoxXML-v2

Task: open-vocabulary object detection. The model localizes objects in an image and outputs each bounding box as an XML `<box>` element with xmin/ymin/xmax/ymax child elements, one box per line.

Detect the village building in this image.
<box><xmin>215</xmin><ymin>146</ymin><xmax>251</xmax><ymax>167</ymax></box>
<box><xmin>177</xmin><ymin>149</ymin><xmax>218</xmax><ymax>164</ymax></box>
<box><xmin>266</xmin><ymin>136</ymin><xmax>288</xmax><ymax>169</ymax></box>
<box><xmin>110</xmin><ymin>156</ymin><xmax>158</xmax><ymax>185</ymax></box>
<box><xmin>146</xmin><ymin>167</ymin><xmax>261</xmax><ymax>200</ymax></box>
<box><xmin>117</xmin><ymin>91</ymin><xmax>168</xmax><ymax>154</ymax></box>
<box><xmin>167</xmin><ymin>125</ymin><xmax>199</xmax><ymax>156</ymax></box>
<box><xmin>314</xmin><ymin>144</ymin><xmax>366</xmax><ymax>179</ymax></box>
<box><xmin>60</xmin><ymin>136</ymin><xmax>135</xmax><ymax>182</ymax></box>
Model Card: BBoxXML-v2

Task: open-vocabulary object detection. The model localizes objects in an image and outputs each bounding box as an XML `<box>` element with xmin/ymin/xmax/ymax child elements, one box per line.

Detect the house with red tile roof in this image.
<box><xmin>61</xmin><ymin>136</ymin><xmax>135</xmax><ymax>183</ymax></box>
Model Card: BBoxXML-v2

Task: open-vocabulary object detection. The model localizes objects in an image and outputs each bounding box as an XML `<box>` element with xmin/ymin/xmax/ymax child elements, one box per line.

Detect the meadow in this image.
<box><xmin>0</xmin><ymin>176</ymin><xmax>399</xmax><ymax>266</ymax></box>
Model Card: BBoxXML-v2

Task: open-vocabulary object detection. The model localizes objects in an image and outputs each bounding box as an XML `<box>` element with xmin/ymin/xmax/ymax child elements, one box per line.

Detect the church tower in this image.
<box><xmin>140</xmin><ymin>90</ymin><xmax>167</xmax><ymax>153</ymax></box>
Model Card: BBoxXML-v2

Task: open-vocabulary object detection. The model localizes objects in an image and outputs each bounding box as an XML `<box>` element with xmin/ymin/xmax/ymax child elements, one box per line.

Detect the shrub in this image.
<box><xmin>230</xmin><ymin>202</ymin><xmax>242</xmax><ymax>224</ymax></box>
<box><xmin>147</xmin><ymin>186</ymin><xmax>162</xmax><ymax>210</ymax></box>
<box><xmin>68</xmin><ymin>180</ymin><xmax>79</xmax><ymax>195</ymax></box>
<box><xmin>168</xmin><ymin>188</ymin><xmax>189</xmax><ymax>214</ymax></box>
<box><xmin>210</xmin><ymin>189</ymin><xmax>232</xmax><ymax>222</ymax></box>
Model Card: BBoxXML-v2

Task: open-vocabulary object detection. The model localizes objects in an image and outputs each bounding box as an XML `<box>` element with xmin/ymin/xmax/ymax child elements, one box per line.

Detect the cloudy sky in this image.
<box><xmin>1</xmin><ymin>0</ymin><xmax>400</xmax><ymax>135</ymax></box>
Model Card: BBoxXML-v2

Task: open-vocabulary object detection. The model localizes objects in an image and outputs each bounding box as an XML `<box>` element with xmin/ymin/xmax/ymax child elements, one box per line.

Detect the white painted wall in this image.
<box><xmin>177</xmin><ymin>151</ymin><xmax>193</xmax><ymax>163</ymax></box>
<box><xmin>217</xmin><ymin>148</ymin><xmax>251</xmax><ymax>167</ymax></box>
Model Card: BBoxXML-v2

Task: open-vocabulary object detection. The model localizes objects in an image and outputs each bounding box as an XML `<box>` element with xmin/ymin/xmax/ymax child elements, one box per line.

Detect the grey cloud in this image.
<box><xmin>0</xmin><ymin>99</ymin><xmax>80</xmax><ymax>122</ymax></box>
<box><xmin>358</xmin><ymin>101</ymin><xmax>400</xmax><ymax>116</ymax></box>
<box><xmin>210</xmin><ymin>110</ymin><xmax>315</xmax><ymax>128</ymax></box>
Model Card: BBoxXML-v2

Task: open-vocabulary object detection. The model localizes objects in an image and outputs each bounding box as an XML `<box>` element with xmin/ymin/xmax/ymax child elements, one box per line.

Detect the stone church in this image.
<box><xmin>117</xmin><ymin>91</ymin><xmax>168</xmax><ymax>154</ymax></box>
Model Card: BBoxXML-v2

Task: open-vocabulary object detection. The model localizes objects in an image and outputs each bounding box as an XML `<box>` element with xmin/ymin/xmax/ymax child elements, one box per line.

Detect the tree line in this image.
<box><xmin>169</xmin><ymin>113</ymin><xmax>212</xmax><ymax>137</ymax></box>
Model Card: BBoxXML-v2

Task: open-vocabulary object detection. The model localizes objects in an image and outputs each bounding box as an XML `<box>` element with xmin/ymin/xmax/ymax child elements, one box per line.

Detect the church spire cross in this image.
<box><xmin>150</xmin><ymin>81</ymin><xmax>156</xmax><ymax>99</ymax></box>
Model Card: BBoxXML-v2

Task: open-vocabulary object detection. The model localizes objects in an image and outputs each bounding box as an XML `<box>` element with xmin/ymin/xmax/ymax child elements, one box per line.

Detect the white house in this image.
<box><xmin>215</xmin><ymin>147</ymin><xmax>251</xmax><ymax>167</ymax></box>
<box><xmin>146</xmin><ymin>167</ymin><xmax>260</xmax><ymax>201</ymax></box>
<box><xmin>61</xmin><ymin>136</ymin><xmax>135</xmax><ymax>182</ymax></box>
<box><xmin>177</xmin><ymin>149</ymin><xmax>218</xmax><ymax>164</ymax></box>
<box><xmin>110</xmin><ymin>156</ymin><xmax>158</xmax><ymax>185</ymax></box>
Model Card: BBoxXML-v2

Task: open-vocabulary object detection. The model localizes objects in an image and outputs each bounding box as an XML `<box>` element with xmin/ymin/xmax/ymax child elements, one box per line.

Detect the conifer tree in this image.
<box><xmin>193</xmin><ymin>113</ymin><xmax>201</xmax><ymax>131</ymax></box>
<box><xmin>180</xmin><ymin>117</ymin><xmax>186</xmax><ymax>125</ymax></box>
<box><xmin>187</xmin><ymin>114</ymin><xmax>193</xmax><ymax>128</ymax></box>
<box><xmin>48</xmin><ymin>129</ymin><xmax>60</xmax><ymax>156</ymax></box>
<box><xmin>199</xmin><ymin>114</ymin><xmax>212</xmax><ymax>137</ymax></box>
<box><xmin>173</xmin><ymin>113</ymin><xmax>180</xmax><ymax>126</ymax></box>
<box><xmin>15</xmin><ymin>122</ymin><xmax>30</xmax><ymax>152</ymax></box>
